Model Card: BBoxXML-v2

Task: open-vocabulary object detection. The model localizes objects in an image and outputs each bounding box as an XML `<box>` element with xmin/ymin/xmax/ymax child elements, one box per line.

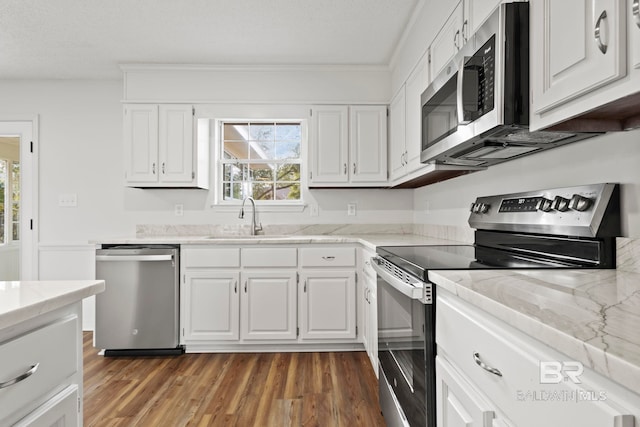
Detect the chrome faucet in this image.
<box><xmin>238</xmin><ymin>197</ymin><xmax>263</xmax><ymax>236</ymax></box>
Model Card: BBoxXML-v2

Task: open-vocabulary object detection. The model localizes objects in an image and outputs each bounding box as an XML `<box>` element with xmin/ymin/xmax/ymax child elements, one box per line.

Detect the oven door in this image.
<box><xmin>372</xmin><ymin>259</ymin><xmax>435</xmax><ymax>427</ymax></box>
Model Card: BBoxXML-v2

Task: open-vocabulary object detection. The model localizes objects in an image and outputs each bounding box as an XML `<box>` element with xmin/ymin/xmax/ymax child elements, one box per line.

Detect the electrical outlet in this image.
<box><xmin>58</xmin><ymin>193</ymin><xmax>77</xmax><ymax>207</ymax></box>
<box><xmin>347</xmin><ymin>203</ymin><xmax>357</xmax><ymax>216</ymax></box>
<box><xmin>174</xmin><ymin>204</ymin><xmax>184</xmax><ymax>216</ymax></box>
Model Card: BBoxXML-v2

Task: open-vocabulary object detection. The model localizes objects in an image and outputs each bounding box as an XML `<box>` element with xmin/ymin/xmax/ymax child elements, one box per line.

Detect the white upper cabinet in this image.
<box><xmin>531</xmin><ymin>0</ymin><xmax>626</xmax><ymax>117</ymax></box>
<box><xmin>430</xmin><ymin>0</ymin><xmax>501</xmax><ymax>79</ymax></box>
<box><xmin>430</xmin><ymin>2</ymin><xmax>465</xmax><ymax>79</ymax></box>
<box><xmin>124</xmin><ymin>103</ymin><xmax>209</xmax><ymax>188</ymax></box>
<box><xmin>531</xmin><ymin>0</ymin><xmax>640</xmax><ymax>131</ymax></box>
<box><xmin>309</xmin><ymin>105</ymin><xmax>387</xmax><ymax>187</ymax></box>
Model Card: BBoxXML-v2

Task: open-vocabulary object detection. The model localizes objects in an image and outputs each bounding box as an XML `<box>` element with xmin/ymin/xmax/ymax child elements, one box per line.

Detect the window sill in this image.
<box><xmin>211</xmin><ymin>203</ymin><xmax>307</xmax><ymax>214</ymax></box>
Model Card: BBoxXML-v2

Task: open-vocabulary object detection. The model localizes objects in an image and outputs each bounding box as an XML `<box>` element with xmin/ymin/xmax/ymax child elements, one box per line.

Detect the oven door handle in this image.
<box><xmin>371</xmin><ymin>258</ymin><xmax>425</xmax><ymax>300</ymax></box>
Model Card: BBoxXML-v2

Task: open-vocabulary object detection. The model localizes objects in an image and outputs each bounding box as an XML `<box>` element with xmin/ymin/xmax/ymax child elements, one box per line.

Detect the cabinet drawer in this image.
<box><xmin>300</xmin><ymin>247</ymin><xmax>355</xmax><ymax>267</ymax></box>
<box><xmin>242</xmin><ymin>247</ymin><xmax>297</xmax><ymax>268</ymax></box>
<box><xmin>0</xmin><ymin>316</ymin><xmax>78</xmax><ymax>420</ymax></box>
<box><xmin>183</xmin><ymin>247</ymin><xmax>240</xmax><ymax>268</ymax></box>
<box><xmin>436</xmin><ymin>290</ymin><xmax>634</xmax><ymax>427</ymax></box>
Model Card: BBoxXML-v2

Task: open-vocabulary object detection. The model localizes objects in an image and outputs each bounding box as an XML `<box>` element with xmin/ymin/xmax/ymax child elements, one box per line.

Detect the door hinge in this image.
<box><xmin>309</xmin><ymin>171</ymin><xmax>313</xmax><ymax>180</ymax></box>
<box><xmin>192</xmin><ymin>171</ymin><xmax>195</xmax><ymax>179</ymax></box>
<box><xmin>355</xmin><ymin>272</ymin><xmax>358</xmax><ymax>284</ymax></box>
<box><xmin>309</xmin><ymin>109</ymin><xmax>313</xmax><ymax>117</ymax></box>
<box><xmin>30</xmin><ymin>141</ymin><xmax>34</xmax><ymax>153</ymax></box>
<box><xmin>192</xmin><ymin>107</ymin><xmax>195</xmax><ymax>116</ymax></box>
<box><xmin>296</xmin><ymin>272</ymin><xmax>299</xmax><ymax>284</ymax></box>
<box><xmin>296</xmin><ymin>327</ymin><xmax>300</xmax><ymax>337</ymax></box>
<box><xmin>183</xmin><ymin>274</ymin><xmax>186</xmax><ymax>283</ymax></box>
<box><xmin>428</xmin><ymin>51</ymin><xmax>432</xmax><ymax>64</ymax></box>
<box><xmin>30</xmin><ymin>219</ymin><xmax>33</xmax><ymax>230</ymax></box>
<box><xmin>182</xmin><ymin>328</ymin><xmax>185</xmax><ymax>337</ymax></box>
<box><xmin>356</xmin><ymin>326</ymin><xmax>358</xmax><ymax>336</ymax></box>
<box><xmin>77</xmin><ymin>396</ymin><xmax>81</xmax><ymax>413</ymax></box>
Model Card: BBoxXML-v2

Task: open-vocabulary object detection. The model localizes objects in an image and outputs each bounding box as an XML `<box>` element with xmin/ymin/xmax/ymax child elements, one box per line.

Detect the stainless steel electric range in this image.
<box><xmin>371</xmin><ymin>183</ymin><xmax>620</xmax><ymax>427</ymax></box>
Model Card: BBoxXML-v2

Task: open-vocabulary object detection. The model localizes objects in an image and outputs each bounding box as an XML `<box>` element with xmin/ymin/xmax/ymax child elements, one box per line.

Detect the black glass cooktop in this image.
<box><xmin>376</xmin><ymin>245</ymin><xmax>585</xmax><ymax>282</ymax></box>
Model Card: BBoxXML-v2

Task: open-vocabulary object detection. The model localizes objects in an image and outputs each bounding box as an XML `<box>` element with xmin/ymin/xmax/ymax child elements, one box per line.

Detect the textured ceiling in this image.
<box><xmin>0</xmin><ymin>0</ymin><xmax>421</xmax><ymax>79</ymax></box>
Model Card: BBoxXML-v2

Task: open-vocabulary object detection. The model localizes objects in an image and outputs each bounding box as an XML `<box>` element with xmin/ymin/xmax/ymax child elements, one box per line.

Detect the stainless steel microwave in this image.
<box><xmin>420</xmin><ymin>2</ymin><xmax>595</xmax><ymax>167</ymax></box>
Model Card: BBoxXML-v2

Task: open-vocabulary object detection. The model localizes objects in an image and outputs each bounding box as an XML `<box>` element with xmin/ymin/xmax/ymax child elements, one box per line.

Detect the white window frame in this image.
<box><xmin>0</xmin><ymin>157</ymin><xmax>19</xmax><ymax>246</ymax></box>
<box><xmin>213</xmin><ymin>118</ymin><xmax>306</xmax><ymax>211</ymax></box>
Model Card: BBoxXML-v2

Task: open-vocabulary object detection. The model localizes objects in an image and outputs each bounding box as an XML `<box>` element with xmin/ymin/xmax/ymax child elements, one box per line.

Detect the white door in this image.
<box><xmin>124</xmin><ymin>104</ymin><xmax>159</xmax><ymax>184</ymax></box>
<box><xmin>532</xmin><ymin>0</ymin><xmax>626</xmax><ymax>114</ymax></box>
<box><xmin>389</xmin><ymin>86</ymin><xmax>407</xmax><ymax>182</ymax></box>
<box><xmin>349</xmin><ymin>106</ymin><xmax>388</xmax><ymax>183</ymax></box>
<box><xmin>299</xmin><ymin>271</ymin><xmax>356</xmax><ymax>340</ymax></box>
<box><xmin>183</xmin><ymin>271</ymin><xmax>240</xmax><ymax>341</ymax></box>
<box><xmin>0</xmin><ymin>119</ymin><xmax>37</xmax><ymax>280</ymax></box>
<box><xmin>309</xmin><ymin>106</ymin><xmax>349</xmax><ymax>184</ymax></box>
<box><xmin>241</xmin><ymin>271</ymin><xmax>298</xmax><ymax>340</ymax></box>
<box><xmin>158</xmin><ymin>104</ymin><xmax>194</xmax><ymax>184</ymax></box>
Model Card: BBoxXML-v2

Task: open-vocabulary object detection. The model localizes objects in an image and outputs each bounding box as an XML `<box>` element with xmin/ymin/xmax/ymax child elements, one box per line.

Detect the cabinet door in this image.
<box><xmin>465</xmin><ymin>0</ymin><xmax>502</xmax><ymax>37</ymax></box>
<box><xmin>183</xmin><ymin>270</ymin><xmax>240</xmax><ymax>341</ymax></box>
<box><xmin>309</xmin><ymin>106</ymin><xmax>349</xmax><ymax>184</ymax></box>
<box><xmin>430</xmin><ymin>2</ymin><xmax>464</xmax><ymax>78</ymax></box>
<box><xmin>436</xmin><ymin>356</ymin><xmax>495</xmax><ymax>427</ymax></box>
<box><xmin>363</xmin><ymin>275</ymin><xmax>378</xmax><ymax>375</ymax></box>
<box><xmin>13</xmin><ymin>385</ymin><xmax>78</xmax><ymax>427</ymax></box>
<box><xmin>124</xmin><ymin>104</ymin><xmax>159</xmax><ymax>184</ymax></box>
<box><xmin>349</xmin><ymin>106</ymin><xmax>388</xmax><ymax>183</ymax></box>
<box><xmin>299</xmin><ymin>271</ymin><xmax>356</xmax><ymax>340</ymax></box>
<box><xmin>158</xmin><ymin>104</ymin><xmax>194</xmax><ymax>184</ymax></box>
<box><xmin>405</xmin><ymin>53</ymin><xmax>430</xmax><ymax>174</ymax></box>
<box><xmin>532</xmin><ymin>0</ymin><xmax>626</xmax><ymax>114</ymax></box>
<box><xmin>241</xmin><ymin>271</ymin><xmax>297</xmax><ymax>340</ymax></box>
<box><xmin>389</xmin><ymin>86</ymin><xmax>407</xmax><ymax>182</ymax></box>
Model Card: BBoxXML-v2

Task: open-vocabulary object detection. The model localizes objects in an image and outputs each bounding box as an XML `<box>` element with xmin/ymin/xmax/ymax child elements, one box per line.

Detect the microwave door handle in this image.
<box><xmin>456</xmin><ymin>57</ymin><xmax>472</xmax><ymax>125</ymax></box>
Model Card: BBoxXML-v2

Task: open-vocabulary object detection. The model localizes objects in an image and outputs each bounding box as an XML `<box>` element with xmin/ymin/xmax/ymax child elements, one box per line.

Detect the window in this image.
<box><xmin>220</xmin><ymin>121</ymin><xmax>301</xmax><ymax>203</ymax></box>
<box><xmin>0</xmin><ymin>159</ymin><xmax>20</xmax><ymax>244</ymax></box>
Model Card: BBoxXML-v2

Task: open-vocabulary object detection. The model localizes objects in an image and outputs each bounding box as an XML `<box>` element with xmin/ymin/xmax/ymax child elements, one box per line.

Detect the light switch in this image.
<box><xmin>347</xmin><ymin>203</ymin><xmax>357</xmax><ymax>216</ymax></box>
<box><xmin>58</xmin><ymin>193</ymin><xmax>77</xmax><ymax>207</ymax></box>
<box><xmin>174</xmin><ymin>204</ymin><xmax>184</xmax><ymax>216</ymax></box>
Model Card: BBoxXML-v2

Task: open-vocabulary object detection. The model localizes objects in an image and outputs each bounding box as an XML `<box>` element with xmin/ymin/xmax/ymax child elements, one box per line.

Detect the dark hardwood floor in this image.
<box><xmin>83</xmin><ymin>332</ymin><xmax>386</xmax><ymax>426</ymax></box>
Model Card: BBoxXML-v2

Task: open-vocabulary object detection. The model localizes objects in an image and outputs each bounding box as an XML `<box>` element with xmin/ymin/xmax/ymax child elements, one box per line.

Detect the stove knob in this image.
<box><xmin>470</xmin><ymin>203</ymin><xmax>478</xmax><ymax>213</ymax></box>
<box><xmin>536</xmin><ymin>198</ymin><xmax>553</xmax><ymax>212</ymax></box>
<box><xmin>478</xmin><ymin>203</ymin><xmax>490</xmax><ymax>214</ymax></box>
<box><xmin>569</xmin><ymin>194</ymin><xmax>592</xmax><ymax>211</ymax></box>
<box><xmin>551</xmin><ymin>196</ymin><xmax>570</xmax><ymax>212</ymax></box>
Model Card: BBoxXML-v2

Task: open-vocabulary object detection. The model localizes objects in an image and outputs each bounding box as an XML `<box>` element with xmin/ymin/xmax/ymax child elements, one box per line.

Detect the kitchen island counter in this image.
<box><xmin>430</xmin><ymin>268</ymin><xmax>640</xmax><ymax>395</ymax></box>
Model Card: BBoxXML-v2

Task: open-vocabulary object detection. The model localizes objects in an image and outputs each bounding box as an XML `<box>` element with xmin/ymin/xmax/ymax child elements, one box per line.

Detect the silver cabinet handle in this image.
<box><xmin>96</xmin><ymin>254</ymin><xmax>173</xmax><ymax>262</ymax></box>
<box><xmin>0</xmin><ymin>363</ymin><xmax>39</xmax><ymax>389</ymax></box>
<box><xmin>594</xmin><ymin>10</ymin><xmax>608</xmax><ymax>54</ymax></box>
<box><xmin>353</xmin><ymin>163</ymin><xmax>356</xmax><ymax>174</ymax></box>
<box><xmin>462</xmin><ymin>19</ymin><xmax>469</xmax><ymax>43</ymax></box>
<box><xmin>152</xmin><ymin>162</ymin><xmax>156</xmax><ymax>175</ymax></box>
<box><xmin>473</xmin><ymin>352</ymin><xmax>502</xmax><ymax>377</ymax></box>
<box><xmin>454</xmin><ymin>29</ymin><xmax>460</xmax><ymax>50</ymax></box>
<box><xmin>322</xmin><ymin>256</ymin><xmax>336</xmax><ymax>261</ymax></box>
<box><xmin>634</xmin><ymin>0</ymin><xmax>640</xmax><ymax>29</ymax></box>
<box><xmin>244</xmin><ymin>281</ymin><xmax>247</xmax><ymax>293</ymax></box>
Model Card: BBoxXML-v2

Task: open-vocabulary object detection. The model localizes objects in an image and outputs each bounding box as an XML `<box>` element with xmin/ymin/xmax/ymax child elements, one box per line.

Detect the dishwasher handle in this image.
<box><xmin>96</xmin><ymin>254</ymin><xmax>174</xmax><ymax>262</ymax></box>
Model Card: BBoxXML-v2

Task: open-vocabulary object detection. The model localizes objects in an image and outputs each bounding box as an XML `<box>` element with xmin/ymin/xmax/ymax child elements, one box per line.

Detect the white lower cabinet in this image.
<box><xmin>183</xmin><ymin>270</ymin><xmax>240</xmax><ymax>341</ymax></box>
<box><xmin>436</xmin><ymin>356</ymin><xmax>497</xmax><ymax>427</ymax></box>
<box><xmin>181</xmin><ymin>244</ymin><xmax>359</xmax><ymax>350</ymax></box>
<box><xmin>14</xmin><ymin>385</ymin><xmax>79</xmax><ymax>427</ymax></box>
<box><xmin>360</xmin><ymin>248</ymin><xmax>378</xmax><ymax>375</ymax></box>
<box><xmin>436</xmin><ymin>288</ymin><xmax>639</xmax><ymax>427</ymax></box>
<box><xmin>241</xmin><ymin>271</ymin><xmax>298</xmax><ymax>340</ymax></box>
<box><xmin>0</xmin><ymin>306</ymin><xmax>82</xmax><ymax>427</ymax></box>
<box><xmin>299</xmin><ymin>271</ymin><xmax>356</xmax><ymax>340</ymax></box>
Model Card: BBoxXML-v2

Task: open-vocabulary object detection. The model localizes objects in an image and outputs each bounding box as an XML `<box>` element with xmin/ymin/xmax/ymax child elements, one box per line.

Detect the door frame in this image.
<box><xmin>0</xmin><ymin>115</ymin><xmax>39</xmax><ymax>279</ymax></box>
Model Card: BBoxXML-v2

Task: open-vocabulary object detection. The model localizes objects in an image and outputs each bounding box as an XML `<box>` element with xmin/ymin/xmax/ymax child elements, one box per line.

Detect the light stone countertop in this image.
<box><xmin>0</xmin><ymin>280</ymin><xmax>105</xmax><ymax>330</ymax></box>
<box><xmin>429</xmin><ymin>268</ymin><xmax>640</xmax><ymax>394</ymax></box>
<box><xmin>93</xmin><ymin>233</ymin><xmax>460</xmax><ymax>250</ymax></box>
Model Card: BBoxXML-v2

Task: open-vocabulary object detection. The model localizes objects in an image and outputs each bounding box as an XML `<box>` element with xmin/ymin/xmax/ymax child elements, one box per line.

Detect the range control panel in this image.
<box><xmin>468</xmin><ymin>183</ymin><xmax>619</xmax><ymax>238</ymax></box>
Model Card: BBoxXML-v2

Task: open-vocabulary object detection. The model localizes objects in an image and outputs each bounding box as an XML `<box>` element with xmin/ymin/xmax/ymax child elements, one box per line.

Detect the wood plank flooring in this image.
<box><xmin>83</xmin><ymin>332</ymin><xmax>386</xmax><ymax>426</ymax></box>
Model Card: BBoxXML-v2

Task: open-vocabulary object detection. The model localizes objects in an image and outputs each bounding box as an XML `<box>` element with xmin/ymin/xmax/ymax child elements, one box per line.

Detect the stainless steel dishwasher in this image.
<box><xmin>95</xmin><ymin>245</ymin><xmax>183</xmax><ymax>356</ymax></box>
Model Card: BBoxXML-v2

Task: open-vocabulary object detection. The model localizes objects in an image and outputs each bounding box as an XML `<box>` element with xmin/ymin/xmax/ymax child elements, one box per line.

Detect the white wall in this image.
<box><xmin>413</xmin><ymin>129</ymin><xmax>640</xmax><ymax>237</ymax></box>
